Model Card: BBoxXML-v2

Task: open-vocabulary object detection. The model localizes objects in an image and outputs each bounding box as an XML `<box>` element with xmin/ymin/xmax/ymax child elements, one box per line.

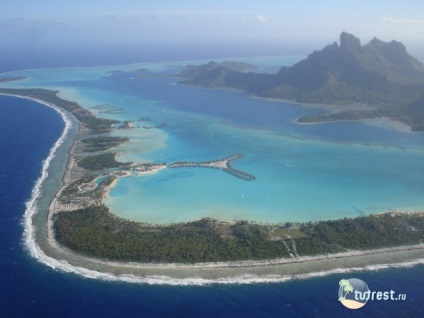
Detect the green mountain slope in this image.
<box><xmin>180</xmin><ymin>32</ymin><xmax>424</xmax><ymax>130</ymax></box>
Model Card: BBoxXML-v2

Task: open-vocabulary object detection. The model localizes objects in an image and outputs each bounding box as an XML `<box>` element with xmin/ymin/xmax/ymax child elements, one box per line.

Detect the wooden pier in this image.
<box><xmin>170</xmin><ymin>154</ymin><xmax>256</xmax><ymax>181</ymax></box>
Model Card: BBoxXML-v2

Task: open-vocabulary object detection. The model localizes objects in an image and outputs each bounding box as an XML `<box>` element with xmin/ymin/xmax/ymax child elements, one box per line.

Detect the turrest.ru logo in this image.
<box><xmin>338</xmin><ymin>278</ymin><xmax>407</xmax><ymax>310</ymax></box>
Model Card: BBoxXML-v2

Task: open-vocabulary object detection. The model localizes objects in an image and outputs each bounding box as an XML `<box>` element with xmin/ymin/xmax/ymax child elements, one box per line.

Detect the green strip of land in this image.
<box><xmin>77</xmin><ymin>153</ymin><xmax>131</xmax><ymax>171</ymax></box>
<box><xmin>2</xmin><ymin>87</ymin><xmax>423</xmax><ymax>267</ymax></box>
<box><xmin>0</xmin><ymin>77</ymin><xmax>27</xmax><ymax>82</ymax></box>
<box><xmin>81</xmin><ymin>136</ymin><xmax>130</xmax><ymax>152</ymax></box>
<box><xmin>0</xmin><ymin>88</ymin><xmax>119</xmax><ymax>134</ymax></box>
<box><xmin>54</xmin><ymin>206</ymin><xmax>424</xmax><ymax>263</ymax></box>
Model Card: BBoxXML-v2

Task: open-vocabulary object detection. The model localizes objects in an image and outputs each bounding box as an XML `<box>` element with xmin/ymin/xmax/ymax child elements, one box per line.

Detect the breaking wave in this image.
<box><xmin>16</xmin><ymin>95</ymin><xmax>424</xmax><ymax>285</ymax></box>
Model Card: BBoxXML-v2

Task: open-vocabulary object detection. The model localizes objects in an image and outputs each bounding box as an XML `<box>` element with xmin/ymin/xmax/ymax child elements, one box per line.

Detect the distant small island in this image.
<box><xmin>184</xmin><ymin>61</ymin><xmax>256</xmax><ymax>74</ymax></box>
<box><xmin>1</xmin><ymin>33</ymin><xmax>424</xmax><ymax>278</ymax></box>
<box><xmin>0</xmin><ymin>76</ymin><xmax>27</xmax><ymax>83</ymax></box>
<box><xmin>180</xmin><ymin>32</ymin><xmax>424</xmax><ymax>131</ymax></box>
<box><xmin>2</xmin><ymin>86</ymin><xmax>423</xmax><ymax>267</ymax></box>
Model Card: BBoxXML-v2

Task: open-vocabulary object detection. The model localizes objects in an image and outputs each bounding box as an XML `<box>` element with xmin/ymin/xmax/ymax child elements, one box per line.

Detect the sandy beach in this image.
<box><xmin>181</xmin><ymin>85</ymin><xmax>416</xmax><ymax>134</ymax></box>
<box><xmin>133</xmin><ymin>164</ymin><xmax>167</xmax><ymax>176</ymax></box>
<box><xmin>295</xmin><ymin>116</ymin><xmax>413</xmax><ymax>133</ymax></box>
<box><xmin>42</xmin><ymin>112</ymin><xmax>424</xmax><ymax>280</ymax></box>
<box><xmin>4</xmin><ymin>91</ymin><xmax>422</xmax><ymax>284</ymax></box>
<box><xmin>361</xmin><ymin>118</ymin><xmax>413</xmax><ymax>133</ymax></box>
<box><xmin>291</xmin><ymin>101</ymin><xmax>414</xmax><ymax>133</ymax></box>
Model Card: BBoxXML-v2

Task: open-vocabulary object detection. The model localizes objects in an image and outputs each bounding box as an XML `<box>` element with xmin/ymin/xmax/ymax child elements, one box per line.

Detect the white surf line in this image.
<box><xmin>4</xmin><ymin>93</ymin><xmax>424</xmax><ymax>286</ymax></box>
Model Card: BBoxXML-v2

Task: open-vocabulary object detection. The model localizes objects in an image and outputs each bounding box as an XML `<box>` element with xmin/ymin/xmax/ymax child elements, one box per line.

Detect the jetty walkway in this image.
<box><xmin>170</xmin><ymin>154</ymin><xmax>256</xmax><ymax>181</ymax></box>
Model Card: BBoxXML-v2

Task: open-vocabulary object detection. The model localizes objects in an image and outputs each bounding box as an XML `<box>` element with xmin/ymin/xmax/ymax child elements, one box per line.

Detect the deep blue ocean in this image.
<box><xmin>1</xmin><ymin>94</ymin><xmax>424</xmax><ymax>317</ymax></box>
<box><xmin>3</xmin><ymin>34</ymin><xmax>424</xmax><ymax>315</ymax></box>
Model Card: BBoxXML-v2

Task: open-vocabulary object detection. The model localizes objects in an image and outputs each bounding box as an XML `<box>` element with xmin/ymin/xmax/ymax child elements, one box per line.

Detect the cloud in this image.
<box><xmin>105</xmin><ymin>10</ymin><xmax>245</xmax><ymax>23</ymax></box>
<box><xmin>254</xmin><ymin>15</ymin><xmax>267</xmax><ymax>23</ymax></box>
<box><xmin>45</xmin><ymin>21</ymin><xmax>68</xmax><ymax>27</ymax></box>
<box><xmin>381</xmin><ymin>17</ymin><xmax>424</xmax><ymax>24</ymax></box>
<box><xmin>0</xmin><ymin>17</ymin><xmax>68</xmax><ymax>31</ymax></box>
<box><xmin>106</xmin><ymin>14</ymin><xmax>155</xmax><ymax>25</ymax></box>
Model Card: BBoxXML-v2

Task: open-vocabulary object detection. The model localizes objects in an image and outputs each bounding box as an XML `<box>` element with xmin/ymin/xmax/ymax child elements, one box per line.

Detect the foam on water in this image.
<box><xmin>14</xmin><ymin>103</ymin><xmax>424</xmax><ymax>285</ymax></box>
<box><xmin>4</xmin><ymin>61</ymin><xmax>424</xmax><ymax>286</ymax></box>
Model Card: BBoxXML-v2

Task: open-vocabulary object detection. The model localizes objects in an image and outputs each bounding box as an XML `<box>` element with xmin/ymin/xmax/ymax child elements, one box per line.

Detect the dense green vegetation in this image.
<box><xmin>77</xmin><ymin>153</ymin><xmax>131</xmax><ymax>170</ymax></box>
<box><xmin>54</xmin><ymin>206</ymin><xmax>290</xmax><ymax>262</ymax></box>
<box><xmin>394</xmin><ymin>94</ymin><xmax>424</xmax><ymax>131</ymax></box>
<box><xmin>297</xmin><ymin>110</ymin><xmax>372</xmax><ymax>124</ymax></box>
<box><xmin>61</xmin><ymin>175</ymin><xmax>116</xmax><ymax>201</ymax></box>
<box><xmin>54</xmin><ymin>205</ymin><xmax>424</xmax><ymax>263</ymax></box>
<box><xmin>300</xmin><ymin>214</ymin><xmax>424</xmax><ymax>249</ymax></box>
<box><xmin>298</xmin><ymin>109</ymin><xmax>382</xmax><ymax>125</ymax></box>
<box><xmin>184</xmin><ymin>61</ymin><xmax>256</xmax><ymax>74</ymax></box>
<box><xmin>0</xmin><ymin>88</ymin><xmax>119</xmax><ymax>133</ymax></box>
<box><xmin>61</xmin><ymin>176</ymin><xmax>98</xmax><ymax>196</ymax></box>
<box><xmin>181</xmin><ymin>32</ymin><xmax>424</xmax><ymax>131</ymax></box>
<box><xmin>298</xmin><ymin>93</ymin><xmax>424</xmax><ymax>131</ymax></box>
<box><xmin>81</xmin><ymin>136</ymin><xmax>129</xmax><ymax>152</ymax></box>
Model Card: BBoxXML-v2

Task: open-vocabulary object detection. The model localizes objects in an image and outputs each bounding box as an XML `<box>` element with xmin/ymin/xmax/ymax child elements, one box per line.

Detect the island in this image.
<box><xmin>0</xmin><ymin>76</ymin><xmax>27</xmax><ymax>82</ymax></box>
<box><xmin>0</xmin><ymin>32</ymin><xmax>423</xmax><ymax>282</ymax></box>
<box><xmin>180</xmin><ymin>32</ymin><xmax>424</xmax><ymax>131</ymax></box>
<box><xmin>1</xmin><ymin>84</ymin><xmax>423</xmax><ymax>273</ymax></box>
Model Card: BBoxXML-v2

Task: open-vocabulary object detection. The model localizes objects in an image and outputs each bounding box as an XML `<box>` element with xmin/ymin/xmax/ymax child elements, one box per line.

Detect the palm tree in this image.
<box><xmin>339</xmin><ymin>279</ymin><xmax>349</xmax><ymax>288</ymax></box>
<box><xmin>339</xmin><ymin>279</ymin><xmax>354</xmax><ymax>301</ymax></box>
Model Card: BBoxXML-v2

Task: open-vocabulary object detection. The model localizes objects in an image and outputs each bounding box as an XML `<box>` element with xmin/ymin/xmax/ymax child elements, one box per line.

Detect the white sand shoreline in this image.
<box><xmin>183</xmin><ymin>85</ymin><xmax>416</xmax><ymax>134</ymax></box>
<box><xmin>294</xmin><ymin>116</ymin><xmax>414</xmax><ymax>133</ymax></box>
<box><xmin>2</xmin><ymin>92</ymin><xmax>424</xmax><ymax>285</ymax></box>
<box><xmin>46</xmin><ymin>240</ymin><xmax>424</xmax><ymax>271</ymax></box>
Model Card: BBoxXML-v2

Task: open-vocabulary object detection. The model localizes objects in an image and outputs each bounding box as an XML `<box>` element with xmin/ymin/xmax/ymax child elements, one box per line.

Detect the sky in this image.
<box><xmin>1</xmin><ymin>0</ymin><xmax>424</xmax><ymax>70</ymax></box>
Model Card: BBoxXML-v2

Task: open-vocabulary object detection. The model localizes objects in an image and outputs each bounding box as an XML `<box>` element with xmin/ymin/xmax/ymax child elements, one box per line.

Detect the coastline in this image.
<box><xmin>181</xmin><ymin>84</ymin><xmax>415</xmax><ymax>134</ymax></box>
<box><xmin>2</xmin><ymin>92</ymin><xmax>423</xmax><ymax>285</ymax></box>
<box><xmin>294</xmin><ymin>116</ymin><xmax>413</xmax><ymax>133</ymax></box>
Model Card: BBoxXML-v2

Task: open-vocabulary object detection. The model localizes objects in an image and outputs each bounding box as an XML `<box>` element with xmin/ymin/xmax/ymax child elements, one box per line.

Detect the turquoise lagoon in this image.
<box><xmin>3</xmin><ymin>57</ymin><xmax>424</xmax><ymax>224</ymax></box>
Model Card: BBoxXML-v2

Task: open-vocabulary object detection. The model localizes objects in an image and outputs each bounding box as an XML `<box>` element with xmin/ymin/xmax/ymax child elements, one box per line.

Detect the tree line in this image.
<box><xmin>53</xmin><ymin>205</ymin><xmax>424</xmax><ymax>263</ymax></box>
